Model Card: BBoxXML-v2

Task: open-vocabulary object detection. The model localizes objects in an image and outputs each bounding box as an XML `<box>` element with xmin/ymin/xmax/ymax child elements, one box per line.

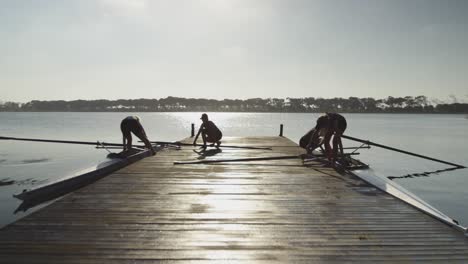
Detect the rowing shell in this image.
<box><xmin>13</xmin><ymin>148</ymin><xmax>152</xmax><ymax>212</ymax></box>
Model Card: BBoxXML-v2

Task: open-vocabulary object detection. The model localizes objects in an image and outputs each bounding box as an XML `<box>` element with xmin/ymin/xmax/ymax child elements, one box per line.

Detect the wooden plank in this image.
<box><xmin>0</xmin><ymin>136</ymin><xmax>467</xmax><ymax>263</ymax></box>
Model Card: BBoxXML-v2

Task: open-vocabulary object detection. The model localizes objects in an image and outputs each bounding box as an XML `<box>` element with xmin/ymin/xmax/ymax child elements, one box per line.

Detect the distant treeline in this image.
<box><xmin>1</xmin><ymin>96</ymin><xmax>468</xmax><ymax>113</ymax></box>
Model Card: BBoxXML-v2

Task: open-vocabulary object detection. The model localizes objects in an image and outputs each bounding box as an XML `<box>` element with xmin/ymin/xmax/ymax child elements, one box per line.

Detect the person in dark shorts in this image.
<box><xmin>193</xmin><ymin>113</ymin><xmax>222</xmax><ymax>149</ymax></box>
<box><xmin>300</xmin><ymin>113</ymin><xmax>347</xmax><ymax>165</ymax></box>
<box><xmin>120</xmin><ymin>116</ymin><xmax>155</xmax><ymax>155</ymax></box>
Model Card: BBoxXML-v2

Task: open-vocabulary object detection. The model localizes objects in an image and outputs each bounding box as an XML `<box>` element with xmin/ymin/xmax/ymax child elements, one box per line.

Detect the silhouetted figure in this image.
<box><xmin>193</xmin><ymin>113</ymin><xmax>222</xmax><ymax>149</ymax></box>
<box><xmin>300</xmin><ymin>113</ymin><xmax>347</xmax><ymax>165</ymax></box>
<box><xmin>120</xmin><ymin>116</ymin><xmax>155</xmax><ymax>155</ymax></box>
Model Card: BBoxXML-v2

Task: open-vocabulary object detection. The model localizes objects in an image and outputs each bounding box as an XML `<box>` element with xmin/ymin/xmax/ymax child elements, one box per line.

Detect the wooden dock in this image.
<box><xmin>1</xmin><ymin>136</ymin><xmax>468</xmax><ymax>263</ymax></box>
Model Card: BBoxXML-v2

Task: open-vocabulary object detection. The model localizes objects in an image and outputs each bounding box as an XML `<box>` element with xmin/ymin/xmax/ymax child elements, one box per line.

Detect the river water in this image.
<box><xmin>1</xmin><ymin>112</ymin><xmax>467</xmax><ymax>228</ymax></box>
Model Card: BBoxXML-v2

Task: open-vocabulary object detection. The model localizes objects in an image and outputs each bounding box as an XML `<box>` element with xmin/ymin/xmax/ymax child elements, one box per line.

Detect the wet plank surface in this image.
<box><xmin>1</xmin><ymin>136</ymin><xmax>467</xmax><ymax>263</ymax></box>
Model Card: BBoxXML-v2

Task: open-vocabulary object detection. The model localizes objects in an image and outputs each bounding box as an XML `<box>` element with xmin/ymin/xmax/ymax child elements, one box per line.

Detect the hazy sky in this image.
<box><xmin>1</xmin><ymin>0</ymin><xmax>467</xmax><ymax>102</ymax></box>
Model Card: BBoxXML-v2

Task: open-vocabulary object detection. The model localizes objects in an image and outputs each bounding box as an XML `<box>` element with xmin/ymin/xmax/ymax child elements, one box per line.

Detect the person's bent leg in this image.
<box><xmin>332</xmin><ymin>134</ymin><xmax>340</xmax><ymax>163</ymax></box>
<box><xmin>143</xmin><ymin>137</ymin><xmax>156</xmax><ymax>155</ymax></box>
<box><xmin>334</xmin><ymin>116</ymin><xmax>347</xmax><ymax>164</ymax></box>
<box><xmin>201</xmin><ymin>132</ymin><xmax>208</xmax><ymax>148</ymax></box>
<box><xmin>205</xmin><ymin>135</ymin><xmax>216</xmax><ymax>147</ymax></box>
<box><xmin>214</xmin><ymin>135</ymin><xmax>222</xmax><ymax>149</ymax></box>
<box><xmin>121</xmin><ymin>122</ymin><xmax>131</xmax><ymax>151</ymax></box>
<box><xmin>336</xmin><ymin>132</ymin><xmax>344</xmax><ymax>157</ymax></box>
<box><xmin>336</xmin><ymin>116</ymin><xmax>347</xmax><ymax>158</ymax></box>
<box><xmin>336</xmin><ymin>134</ymin><xmax>349</xmax><ymax>166</ymax></box>
<box><xmin>323</xmin><ymin>134</ymin><xmax>333</xmax><ymax>163</ymax></box>
<box><xmin>335</xmin><ymin>124</ymin><xmax>347</xmax><ymax>165</ymax></box>
<box><xmin>135</xmin><ymin>131</ymin><xmax>155</xmax><ymax>155</ymax></box>
<box><xmin>299</xmin><ymin>135</ymin><xmax>308</xmax><ymax>150</ymax></box>
<box><xmin>126</xmin><ymin>134</ymin><xmax>133</xmax><ymax>151</ymax></box>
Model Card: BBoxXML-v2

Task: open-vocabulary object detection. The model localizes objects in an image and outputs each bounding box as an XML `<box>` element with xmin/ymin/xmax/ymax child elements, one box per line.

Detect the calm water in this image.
<box><xmin>1</xmin><ymin>112</ymin><xmax>467</xmax><ymax>228</ymax></box>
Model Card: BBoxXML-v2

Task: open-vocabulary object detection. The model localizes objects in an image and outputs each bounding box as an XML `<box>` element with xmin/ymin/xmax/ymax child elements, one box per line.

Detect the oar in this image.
<box><xmin>174</xmin><ymin>153</ymin><xmax>359</xmax><ymax>165</ymax></box>
<box><xmin>97</xmin><ymin>141</ymin><xmax>112</xmax><ymax>154</ymax></box>
<box><xmin>96</xmin><ymin>146</ymin><xmax>123</xmax><ymax>149</ymax></box>
<box><xmin>0</xmin><ymin>136</ymin><xmax>145</xmax><ymax>148</ymax></box>
<box><xmin>175</xmin><ymin>155</ymin><xmax>299</xmax><ymax>165</ymax></box>
<box><xmin>342</xmin><ymin>135</ymin><xmax>466</xmax><ymax>168</ymax></box>
<box><xmin>147</xmin><ymin>141</ymin><xmax>272</xmax><ymax>150</ymax></box>
<box><xmin>316</xmin><ymin>146</ymin><xmax>369</xmax><ymax>152</ymax></box>
<box><xmin>144</xmin><ymin>141</ymin><xmax>366</xmax><ymax>151</ymax></box>
<box><xmin>343</xmin><ymin>146</ymin><xmax>370</xmax><ymax>150</ymax></box>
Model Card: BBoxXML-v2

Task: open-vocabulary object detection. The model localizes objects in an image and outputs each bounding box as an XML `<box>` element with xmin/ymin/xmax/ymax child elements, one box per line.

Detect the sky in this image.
<box><xmin>1</xmin><ymin>0</ymin><xmax>467</xmax><ymax>102</ymax></box>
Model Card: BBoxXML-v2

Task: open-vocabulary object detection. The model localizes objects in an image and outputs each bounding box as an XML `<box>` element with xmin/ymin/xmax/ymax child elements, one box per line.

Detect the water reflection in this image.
<box><xmin>187</xmin><ymin>193</ymin><xmax>264</xmax><ymax>260</ymax></box>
